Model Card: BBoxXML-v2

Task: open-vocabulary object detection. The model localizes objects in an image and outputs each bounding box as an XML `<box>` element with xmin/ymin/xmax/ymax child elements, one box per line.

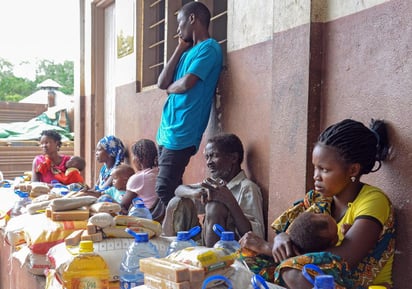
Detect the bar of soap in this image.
<box><xmin>51</xmin><ymin>207</ymin><xmax>90</xmax><ymax>221</ymax></box>
<box><xmin>64</xmin><ymin>229</ymin><xmax>84</xmax><ymax>246</ymax></box>
<box><xmin>144</xmin><ymin>274</ymin><xmax>191</xmax><ymax>289</ymax></box>
<box><xmin>81</xmin><ymin>230</ymin><xmax>103</xmax><ymax>242</ymax></box>
<box><xmin>140</xmin><ymin>257</ymin><xmax>190</xmax><ymax>282</ymax></box>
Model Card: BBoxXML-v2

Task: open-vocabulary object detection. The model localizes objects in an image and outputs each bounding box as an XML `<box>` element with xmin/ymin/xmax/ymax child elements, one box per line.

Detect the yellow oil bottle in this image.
<box><xmin>62</xmin><ymin>240</ymin><xmax>110</xmax><ymax>289</ymax></box>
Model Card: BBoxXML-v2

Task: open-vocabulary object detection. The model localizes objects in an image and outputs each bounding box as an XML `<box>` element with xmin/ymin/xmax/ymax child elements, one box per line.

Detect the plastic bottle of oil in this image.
<box><xmin>62</xmin><ymin>240</ymin><xmax>110</xmax><ymax>289</ymax></box>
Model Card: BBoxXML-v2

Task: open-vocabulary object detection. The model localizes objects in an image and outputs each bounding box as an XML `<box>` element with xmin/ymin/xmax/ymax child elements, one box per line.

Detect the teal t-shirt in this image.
<box><xmin>156</xmin><ymin>38</ymin><xmax>223</xmax><ymax>151</ymax></box>
<box><xmin>103</xmin><ymin>186</ymin><xmax>126</xmax><ymax>203</ymax></box>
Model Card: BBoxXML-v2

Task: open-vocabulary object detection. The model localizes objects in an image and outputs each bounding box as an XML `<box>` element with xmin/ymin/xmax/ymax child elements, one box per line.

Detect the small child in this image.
<box><xmin>120</xmin><ymin>139</ymin><xmax>160</xmax><ymax>217</ymax></box>
<box><xmin>287</xmin><ymin>211</ymin><xmax>339</xmax><ymax>253</ymax></box>
<box><xmin>98</xmin><ymin>164</ymin><xmax>135</xmax><ymax>203</ymax></box>
<box><xmin>54</xmin><ymin>156</ymin><xmax>86</xmax><ymax>185</ymax></box>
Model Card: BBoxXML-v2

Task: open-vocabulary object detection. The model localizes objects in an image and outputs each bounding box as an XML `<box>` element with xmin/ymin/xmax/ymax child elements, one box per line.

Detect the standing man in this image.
<box><xmin>156</xmin><ymin>2</ymin><xmax>223</xmax><ymax>207</ymax></box>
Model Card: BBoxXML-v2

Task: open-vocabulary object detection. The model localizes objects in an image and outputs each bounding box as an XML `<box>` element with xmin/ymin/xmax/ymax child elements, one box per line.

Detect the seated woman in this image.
<box><xmin>73</xmin><ymin>135</ymin><xmax>126</xmax><ymax>198</ymax></box>
<box><xmin>32</xmin><ymin>129</ymin><xmax>71</xmax><ymax>183</ymax></box>
<box><xmin>240</xmin><ymin>119</ymin><xmax>395</xmax><ymax>289</ymax></box>
<box><xmin>94</xmin><ymin>135</ymin><xmax>126</xmax><ymax>192</ymax></box>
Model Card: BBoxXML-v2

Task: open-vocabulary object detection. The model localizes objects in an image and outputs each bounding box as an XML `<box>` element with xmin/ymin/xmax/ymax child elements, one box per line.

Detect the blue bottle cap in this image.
<box><xmin>176</xmin><ymin>231</ymin><xmax>191</xmax><ymax>241</ymax></box>
<box><xmin>221</xmin><ymin>231</ymin><xmax>235</xmax><ymax>241</ymax></box>
<box><xmin>314</xmin><ymin>275</ymin><xmax>334</xmax><ymax>288</ymax></box>
<box><xmin>135</xmin><ymin>203</ymin><xmax>146</xmax><ymax>208</ymax></box>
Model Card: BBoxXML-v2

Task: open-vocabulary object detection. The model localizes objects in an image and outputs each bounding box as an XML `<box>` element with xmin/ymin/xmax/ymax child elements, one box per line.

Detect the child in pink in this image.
<box><xmin>120</xmin><ymin>139</ymin><xmax>161</xmax><ymax>220</ymax></box>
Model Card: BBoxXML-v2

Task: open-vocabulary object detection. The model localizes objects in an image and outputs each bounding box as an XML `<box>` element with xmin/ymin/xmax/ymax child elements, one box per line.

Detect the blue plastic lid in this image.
<box><xmin>125</xmin><ymin>228</ymin><xmax>149</xmax><ymax>242</ymax></box>
<box><xmin>15</xmin><ymin>190</ymin><xmax>29</xmax><ymax>198</ymax></box>
<box><xmin>135</xmin><ymin>232</ymin><xmax>149</xmax><ymax>242</ymax></box>
<box><xmin>220</xmin><ymin>231</ymin><xmax>235</xmax><ymax>241</ymax></box>
<box><xmin>176</xmin><ymin>231</ymin><xmax>191</xmax><ymax>241</ymax></box>
<box><xmin>314</xmin><ymin>275</ymin><xmax>334</xmax><ymax>288</ymax></box>
<box><xmin>134</xmin><ymin>202</ymin><xmax>146</xmax><ymax>208</ymax></box>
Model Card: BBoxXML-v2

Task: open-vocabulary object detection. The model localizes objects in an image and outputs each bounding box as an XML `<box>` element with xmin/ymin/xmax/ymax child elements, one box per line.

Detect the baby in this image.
<box><xmin>54</xmin><ymin>156</ymin><xmax>86</xmax><ymax>185</ymax></box>
<box><xmin>287</xmin><ymin>211</ymin><xmax>339</xmax><ymax>253</ymax></box>
<box><xmin>98</xmin><ymin>164</ymin><xmax>135</xmax><ymax>204</ymax></box>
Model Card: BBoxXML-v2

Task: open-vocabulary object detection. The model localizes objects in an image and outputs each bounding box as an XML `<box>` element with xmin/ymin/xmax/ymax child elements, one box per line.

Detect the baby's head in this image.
<box><xmin>111</xmin><ymin>164</ymin><xmax>135</xmax><ymax>190</ymax></box>
<box><xmin>67</xmin><ymin>156</ymin><xmax>86</xmax><ymax>171</ymax></box>
<box><xmin>288</xmin><ymin>212</ymin><xmax>338</xmax><ymax>253</ymax></box>
<box><xmin>131</xmin><ymin>139</ymin><xmax>158</xmax><ymax>170</ymax></box>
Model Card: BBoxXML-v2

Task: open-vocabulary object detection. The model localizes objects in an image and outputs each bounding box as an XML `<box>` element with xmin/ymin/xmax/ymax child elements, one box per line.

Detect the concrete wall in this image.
<box><xmin>80</xmin><ymin>0</ymin><xmax>411</xmax><ymax>285</ymax></box>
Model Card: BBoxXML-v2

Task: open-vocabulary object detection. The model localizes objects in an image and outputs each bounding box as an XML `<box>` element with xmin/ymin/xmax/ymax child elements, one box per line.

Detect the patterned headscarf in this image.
<box><xmin>97</xmin><ymin>135</ymin><xmax>125</xmax><ymax>167</ymax></box>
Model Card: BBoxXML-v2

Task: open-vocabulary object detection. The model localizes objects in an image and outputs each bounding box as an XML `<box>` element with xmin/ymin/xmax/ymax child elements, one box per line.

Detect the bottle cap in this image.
<box><xmin>176</xmin><ymin>231</ymin><xmax>191</xmax><ymax>241</ymax></box>
<box><xmin>125</xmin><ymin>228</ymin><xmax>149</xmax><ymax>242</ymax></box>
<box><xmin>79</xmin><ymin>240</ymin><xmax>94</xmax><ymax>253</ymax></box>
<box><xmin>135</xmin><ymin>203</ymin><xmax>146</xmax><ymax>208</ymax></box>
<box><xmin>314</xmin><ymin>275</ymin><xmax>334</xmax><ymax>288</ymax></box>
<box><xmin>221</xmin><ymin>231</ymin><xmax>235</xmax><ymax>241</ymax></box>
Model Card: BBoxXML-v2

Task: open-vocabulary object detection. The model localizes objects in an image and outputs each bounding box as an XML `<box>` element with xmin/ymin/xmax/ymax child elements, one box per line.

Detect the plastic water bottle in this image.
<box><xmin>212</xmin><ymin>224</ymin><xmax>240</xmax><ymax>255</ymax></box>
<box><xmin>51</xmin><ymin>182</ymin><xmax>69</xmax><ymax>197</ymax></box>
<box><xmin>119</xmin><ymin>229</ymin><xmax>159</xmax><ymax>288</ymax></box>
<box><xmin>128</xmin><ymin>197</ymin><xmax>152</xmax><ymax>219</ymax></box>
<box><xmin>166</xmin><ymin>226</ymin><xmax>201</xmax><ymax>255</ymax></box>
<box><xmin>10</xmin><ymin>190</ymin><xmax>32</xmax><ymax>217</ymax></box>
<box><xmin>62</xmin><ymin>240</ymin><xmax>110</xmax><ymax>289</ymax></box>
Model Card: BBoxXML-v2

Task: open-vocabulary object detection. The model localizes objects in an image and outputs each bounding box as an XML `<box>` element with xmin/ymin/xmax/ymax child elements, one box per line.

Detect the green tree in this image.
<box><xmin>0</xmin><ymin>58</ymin><xmax>36</xmax><ymax>102</ymax></box>
<box><xmin>0</xmin><ymin>58</ymin><xmax>74</xmax><ymax>102</ymax></box>
<box><xmin>35</xmin><ymin>60</ymin><xmax>74</xmax><ymax>95</ymax></box>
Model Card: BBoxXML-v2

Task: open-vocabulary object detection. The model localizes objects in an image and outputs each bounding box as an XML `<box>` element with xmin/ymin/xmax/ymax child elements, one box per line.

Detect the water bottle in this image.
<box><xmin>119</xmin><ymin>229</ymin><xmax>159</xmax><ymax>288</ymax></box>
<box><xmin>51</xmin><ymin>182</ymin><xmax>69</xmax><ymax>197</ymax></box>
<box><xmin>62</xmin><ymin>240</ymin><xmax>110</xmax><ymax>289</ymax></box>
<box><xmin>212</xmin><ymin>224</ymin><xmax>241</xmax><ymax>255</ymax></box>
<box><xmin>166</xmin><ymin>226</ymin><xmax>201</xmax><ymax>255</ymax></box>
<box><xmin>10</xmin><ymin>190</ymin><xmax>32</xmax><ymax>217</ymax></box>
<box><xmin>128</xmin><ymin>197</ymin><xmax>152</xmax><ymax>219</ymax></box>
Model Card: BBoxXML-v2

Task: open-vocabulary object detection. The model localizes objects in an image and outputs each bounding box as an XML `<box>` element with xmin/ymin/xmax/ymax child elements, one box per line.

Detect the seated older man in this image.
<box><xmin>162</xmin><ymin>133</ymin><xmax>265</xmax><ymax>247</ymax></box>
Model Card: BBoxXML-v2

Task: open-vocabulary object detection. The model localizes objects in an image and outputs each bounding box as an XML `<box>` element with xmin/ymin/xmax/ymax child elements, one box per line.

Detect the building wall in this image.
<box><xmin>81</xmin><ymin>0</ymin><xmax>411</xmax><ymax>285</ymax></box>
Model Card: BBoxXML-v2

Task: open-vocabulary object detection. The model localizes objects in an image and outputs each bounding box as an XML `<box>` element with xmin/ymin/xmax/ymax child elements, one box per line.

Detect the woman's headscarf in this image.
<box><xmin>97</xmin><ymin>135</ymin><xmax>125</xmax><ymax>167</ymax></box>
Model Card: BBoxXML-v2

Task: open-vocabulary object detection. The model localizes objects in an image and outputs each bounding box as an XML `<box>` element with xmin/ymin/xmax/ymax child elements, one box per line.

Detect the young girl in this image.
<box><xmin>120</xmin><ymin>139</ymin><xmax>162</xmax><ymax>219</ymax></box>
<box><xmin>240</xmin><ymin>119</ymin><xmax>395</xmax><ymax>289</ymax></box>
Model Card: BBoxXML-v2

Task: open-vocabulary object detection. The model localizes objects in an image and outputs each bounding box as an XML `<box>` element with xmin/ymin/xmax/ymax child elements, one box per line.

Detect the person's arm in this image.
<box><xmin>272</xmin><ymin>232</ymin><xmax>301</xmax><ymax>263</ymax></box>
<box><xmin>95</xmin><ymin>175</ymin><xmax>113</xmax><ymax>192</ymax></box>
<box><xmin>157</xmin><ymin>38</ymin><xmax>192</xmax><ymax>90</ymax></box>
<box><xmin>31</xmin><ymin>158</ymin><xmax>40</xmax><ymax>182</ymax></box>
<box><xmin>120</xmin><ymin>190</ymin><xmax>136</xmax><ymax>215</ymax></box>
<box><xmin>327</xmin><ymin>218</ymin><xmax>381</xmax><ymax>268</ymax></box>
<box><xmin>207</xmin><ymin>186</ymin><xmax>252</xmax><ymax>237</ymax></box>
<box><xmin>175</xmin><ymin>183</ymin><xmax>207</xmax><ymax>201</ymax></box>
<box><xmin>239</xmin><ymin>231</ymin><xmax>273</xmax><ymax>256</ymax></box>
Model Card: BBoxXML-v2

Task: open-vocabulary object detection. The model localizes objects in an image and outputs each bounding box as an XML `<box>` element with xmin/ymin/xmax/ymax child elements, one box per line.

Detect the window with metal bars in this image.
<box><xmin>137</xmin><ymin>0</ymin><xmax>227</xmax><ymax>91</ymax></box>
